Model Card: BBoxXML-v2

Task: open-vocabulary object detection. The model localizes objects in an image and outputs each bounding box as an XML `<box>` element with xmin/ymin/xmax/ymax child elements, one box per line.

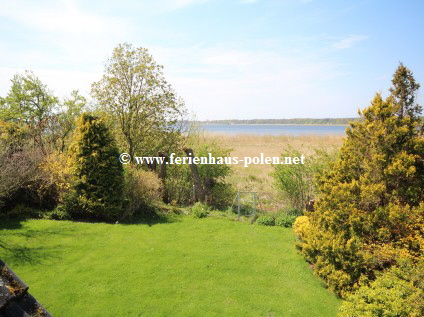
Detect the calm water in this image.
<box><xmin>200</xmin><ymin>124</ymin><xmax>347</xmax><ymax>136</ymax></box>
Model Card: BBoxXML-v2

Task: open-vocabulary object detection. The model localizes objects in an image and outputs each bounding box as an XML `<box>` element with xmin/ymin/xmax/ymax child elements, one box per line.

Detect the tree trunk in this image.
<box><xmin>157</xmin><ymin>152</ymin><xmax>169</xmax><ymax>203</ymax></box>
<box><xmin>183</xmin><ymin>148</ymin><xmax>205</xmax><ymax>202</ymax></box>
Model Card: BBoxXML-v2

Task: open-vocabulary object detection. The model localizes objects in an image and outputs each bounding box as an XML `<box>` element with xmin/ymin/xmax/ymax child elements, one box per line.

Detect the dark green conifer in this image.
<box><xmin>65</xmin><ymin>113</ymin><xmax>124</xmax><ymax>220</ymax></box>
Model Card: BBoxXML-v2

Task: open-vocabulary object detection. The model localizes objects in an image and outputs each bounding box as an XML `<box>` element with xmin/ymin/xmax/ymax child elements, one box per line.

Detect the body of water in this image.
<box><xmin>200</xmin><ymin>124</ymin><xmax>347</xmax><ymax>135</ymax></box>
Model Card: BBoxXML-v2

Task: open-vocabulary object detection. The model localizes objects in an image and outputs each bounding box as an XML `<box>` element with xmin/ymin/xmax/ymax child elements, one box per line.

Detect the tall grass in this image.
<box><xmin>204</xmin><ymin>133</ymin><xmax>343</xmax><ymax>212</ymax></box>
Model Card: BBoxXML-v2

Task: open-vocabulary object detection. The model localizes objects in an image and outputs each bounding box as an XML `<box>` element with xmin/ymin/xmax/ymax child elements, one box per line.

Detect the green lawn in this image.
<box><xmin>0</xmin><ymin>216</ymin><xmax>340</xmax><ymax>316</ymax></box>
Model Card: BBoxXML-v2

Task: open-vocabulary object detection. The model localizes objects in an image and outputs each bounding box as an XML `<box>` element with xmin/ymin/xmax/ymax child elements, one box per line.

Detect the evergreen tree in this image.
<box><xmin>65</xmin><ymin>113</ymin><xmax>124</xmax><ymax>221</ymax></box>
<box><xmin>297</xmin><ymin>64</ymin><xmax>424</xmax><ymax>297</ymax></box>
<box><xmin>389</xmin><ymin>62</ymin><xmax>421</xmax><ymax>119</ymax></box>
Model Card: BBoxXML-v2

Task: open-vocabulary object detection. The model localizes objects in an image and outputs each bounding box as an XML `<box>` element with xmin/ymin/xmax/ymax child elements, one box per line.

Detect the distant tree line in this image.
<box><xmin>196</xmin><ymin>118</ymin><xmax>362</xmax><ymax>125</ymax></box>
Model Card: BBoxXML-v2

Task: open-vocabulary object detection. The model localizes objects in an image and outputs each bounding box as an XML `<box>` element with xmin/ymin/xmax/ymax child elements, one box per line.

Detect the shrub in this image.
<box><xmin>191</xmin><ymin>202</ymin><xmax>209</xmax><ymax>218</ymax></box>
<box><xmin>1</xmin><ymin>204</ymin><xmax>41</xmax><ymax>219</ymax></box>
<box><xmin>297</xmin><ymin>64</ymin><xmax>424</xmax><ymax>297</ymax></box>
<box><xmin>43</xmin><ymin>207</ymin><xmax>71</xmax><ymax>220</ymax></box>
<box><xmin>275</xmin><ymin>214</ymin><xmax>296</xmax><ymax>228</ymax></box>
<box><xmin>165</xmin><ymin>161</ymin><xmax>192</xmax><ymax>205</ymax></box>
<box><xmin>287</xmin><ymin>208</ymin><xmax>303</xmax><ymax>217</ymax></box>
<box><xmin>293</xmin><ymin>216</ymin><xmax>311</xmax><ymax>241</ymax></box>
<box><xmin>30</xmin><ymin>152</ymin><xmax>71</xmax><ymax>209</ymax></box>
<box><xmin>123</xmin><ymin>167</ymin><xmax>163</xmax><ymax>218</ymax></box>
<box><xmin>64</xmin><ymin>113</ymin><xmax>124</xmax><ymax>221</ymax></box>
<box><xmin>339</xmin><ymin>261</ymin><xmax>424</xmax><ymax>317</ymax></box>
<box><xmin>0</xmin><ymin>122</ymin><xmax>45</xmax><ymax>212</ymax></box>
<box><xmin>210</xmin><ymin>183</ymin><xmax>236</xmax><ymax>210</ymax></box>
<box><xmin>256</xmin><ymin>215</ymin><xmax>275</xmax><ymax>226</ymax></box>
<box><xmin>273</xmin><ymin>146</ymin><xmax>337</xmax><ymax>210</ymax></box>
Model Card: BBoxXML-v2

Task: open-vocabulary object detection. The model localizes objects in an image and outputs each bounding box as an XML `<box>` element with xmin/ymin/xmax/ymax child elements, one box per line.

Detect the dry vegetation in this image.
<box><xmin>204</xmin><ymin>133</ymin><xmax>344</xmax><ymax>212</ymax></box>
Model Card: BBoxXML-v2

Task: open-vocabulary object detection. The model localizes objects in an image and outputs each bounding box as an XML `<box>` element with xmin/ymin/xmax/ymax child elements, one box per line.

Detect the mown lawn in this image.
<box><xmin>0</xmin><ymin>216</ymin><xmax>340</xmax><ymax>316</ymax></box>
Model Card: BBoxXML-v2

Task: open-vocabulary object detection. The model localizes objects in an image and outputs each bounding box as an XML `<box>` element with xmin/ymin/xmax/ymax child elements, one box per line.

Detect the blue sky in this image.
<box><xmin>0</xmin><ymin>0</ymin><xmax>423</xmax><ymax>120</ymax></box>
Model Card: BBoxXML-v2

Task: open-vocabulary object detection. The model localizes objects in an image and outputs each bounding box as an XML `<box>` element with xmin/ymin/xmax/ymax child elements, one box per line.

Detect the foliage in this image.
<box><xmin>91</xmin><ymin>43</ymin><xmax>187</xmax><ymax>159</ymax></box>
<box><xmin>273</xmin><ymin>146</ymin><xmax>337</xmax><ymax>210</ymax></box>
<box><xmin>64</xmin><ymin>113</ymin><xmax>124</xmax><ymax>221</ymax></box>
<box><xmin>209</xmin><ymin>183</ymin><xmax>236</xmax><ymax>210</ymax></box>
<box><xmin>38</xmin><ymin>152</ymin><xmax>71</xmax><ymax>205</ymax></box>
<box><xmin>43</xmin><ymin>208</ymin><xmax>71</xmax><ymax>220</ymax></box>
<box><xmin>123</xmin><ymin>166</ymin><xmax>163</xmax><ymax>218</ymax></box>
<box><xmin>296</xmin><ymin>64</ymin><xmax>424</xmax><ymax>297</ymax></box>
<box><xmin>164</xmin><ymin>157</ymin><xmax>193</xmax><ymax>205</ymax></box>
<box><xmin>0</xmin><ymin>121</ymin><xmax>53</xmax><ymax>211</ymax></box>
<box><xmin>293</xmin><ymin>216</ymin><xmax>311</xmax><ymax>242</ymax></box>
<box><xmin>0</xmin><ymin>204</ymin><xmax>42</xmax><ymax>219</ymax></box>
<box><xmin>275</xmin><ymin>214</ymin><xmax>297</xmax><ymax>228</ymax></box>
<box><xmin>339</xmin><ymin>260</ymin><xmax>424</xmax><ymax>317</ymax></box>
<box><xmin>0</xmin><ymin>71</ymin><xmax>58</xmax><ymax>154</ymax></box>
<box><xmin>55</xmin><ymin>90</ymin><xmax>87</xmax><ymax>152</ymax></box>
<box><xmin>0</xmin><ymin>73</ymin><xmax>87</xmax><ymax>216</ymax></box>
<box><xmin>191</xmin><ymin>202</ymin><xmax>209</xmax><ymax>218</ymax></box>
<box><xmin>164</xmin><ymin>139</ymin><xmax>235</xmax><ymax>208</ymax></box>
<box><xmin>192</xmin><ymin>140</ymin><xmax>235</xmax><ymax>208</ymax></box>
<box><xmin>0</xmin><ymin>71</ymin><xmax>57</xmax><ymax>124</ymax></box>
<box><xmin>256</xmin><ymin>215</ymin><xmax>275</xmax><ymax>226</ymax></box>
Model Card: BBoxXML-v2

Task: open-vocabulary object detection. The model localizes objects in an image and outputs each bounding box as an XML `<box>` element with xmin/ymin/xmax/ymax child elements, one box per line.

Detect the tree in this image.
<box><xmin>56</xmin><ymin>90</ymin><xmax>87</xmax><ymax>152</ymax></box>
<box><xmin>389</xmin><ymin>62</ymin><xmax>421</xmax><ymax>120</ymax></box>
<box><xmin>0</xmin><ymin>122</ymin><xmax>42</xmax><ymax>210</ymax></box>
<box><xmin>0</xmin><ymin>71</ymin><xmax>58</xmax><ymax>154</ymax></box>
<box><xmin>296</xmin><ymin>64</ymin><xmax>424</xmax><ymax>297</ymax></box>
<box><xmin>91</xmin><ymin>43</ymin><xmax>186</xmax><ymax>160</ymax></box>
<box><xmin>64</xmin><ymin>113</ymin><xmax>124</xmax><ymax>220</ymax></box>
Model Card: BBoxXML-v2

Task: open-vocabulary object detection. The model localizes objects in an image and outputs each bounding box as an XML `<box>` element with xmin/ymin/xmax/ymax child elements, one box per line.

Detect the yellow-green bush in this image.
<box><xmin>297</xmin><ymin>64</ymin><xmax>424</xmax><ymax>298</ymax></box>
<box><xmin>123</xmin><ymin>167</ymin><xmax>163</xmax><ymax>217</ymax></box>
<box><xmin>339</xmin><ymin>260</ymin><xmax>424</xmax><ymax>317</ymax></box>
<box><xmin>293</xmin><ymin>216</ymin><xmax>311</xmax><ymax>241</ymax></box>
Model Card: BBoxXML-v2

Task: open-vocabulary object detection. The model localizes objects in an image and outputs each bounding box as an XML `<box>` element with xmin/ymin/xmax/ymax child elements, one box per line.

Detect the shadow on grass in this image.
<box><xmin>0</xmin><ymin>242</ymin><xmax>63</xmax><ymax>265</ymax></box>
<box><xmin>0</xmin><ymin>218</ymin><xmax>25</xmax><ymax>230</ymax></box>
<box><xmin>0</xmin><ymin>219</ymin><xmax>77</xmax><ymax>265</ymax></box>
<box><xmin>120</xmin><ymin>212</ymin><xmax>183</xmax><ymax>227</ymax></box>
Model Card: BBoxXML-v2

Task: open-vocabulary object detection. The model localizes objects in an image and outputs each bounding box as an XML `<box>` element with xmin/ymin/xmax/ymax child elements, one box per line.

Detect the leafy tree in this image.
<box><xmin>296</xmin><ymin>64</ymin><xmax>424</xmax><ymax>297</ymax></box>
<box><xmin>0</xmin><ymin>71</ymin><xmax>58</xmax><ymax>153</ymax></box>
<box><xmin>91</xmin><ymin>43</ymin><xmax>186</xmax><ymax>160</ymax></box>
<box><xmin>1</xmin><ymin>71</ymin><xmax>58</xmax><ymax>123</ymax></box>
<box><xmin>64</xmin><ymin>113</ymin><xmax>124</xmax><ymax>220</ymax></box>
<box><xmin>56</xmin><ymin>90</ymin><xmax>87</xmax><ymax>152</ymax></box>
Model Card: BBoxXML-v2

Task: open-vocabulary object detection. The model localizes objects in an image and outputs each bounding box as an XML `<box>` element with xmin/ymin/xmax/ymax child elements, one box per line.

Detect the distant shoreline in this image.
<box><xmin>199</xmin><ymin>123</ymin><xmax>349</xmax><ymax>126</ymax></box>
<box><xmin>192</xmin><ymin>118</ymin><xmax>361</xmax><ymax>125</ymax></box>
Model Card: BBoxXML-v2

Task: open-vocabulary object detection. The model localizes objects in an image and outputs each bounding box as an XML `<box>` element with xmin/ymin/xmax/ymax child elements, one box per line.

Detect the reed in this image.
<box><xmin>204</xmin><ymin>133</ymin><xmax>344</xmax><ymax>212</ymax></box>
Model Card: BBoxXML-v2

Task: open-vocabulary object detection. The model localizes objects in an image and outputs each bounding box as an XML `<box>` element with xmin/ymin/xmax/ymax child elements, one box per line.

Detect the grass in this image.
<box><xmin>0</xmin><ymin>216</ymin><xmax>341</xmax><ymax>316</ymax></box>
<box><xmin>204</xmin><ymin>133</ymin><xmax>344</xmax><ymax>211</ymax></box>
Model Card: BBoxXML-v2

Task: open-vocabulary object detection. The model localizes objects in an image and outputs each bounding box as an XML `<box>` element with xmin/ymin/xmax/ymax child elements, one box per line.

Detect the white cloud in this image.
<box><xmin>0</xmin><ymin>1</ymin><xmax>360</xmax><ymax>119</ymax></box>
<box><xmin>333</xmin><ymin>34</ymin><xmax>368</xmax><ymax>50</ymax></box>
<box><xmin>0</xmin><ymin>0</ymin><xmax>130</xmax><ymax>35</ymax></box>
<box><xmin>147</xmin><ymin>44</ymin><xmax>347</xmax><ymax>119</ymax></box>
<box><xmin>0</xmin><ymin>0</ymin><xmax>133</xmax><ymax>96</ymax></box>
